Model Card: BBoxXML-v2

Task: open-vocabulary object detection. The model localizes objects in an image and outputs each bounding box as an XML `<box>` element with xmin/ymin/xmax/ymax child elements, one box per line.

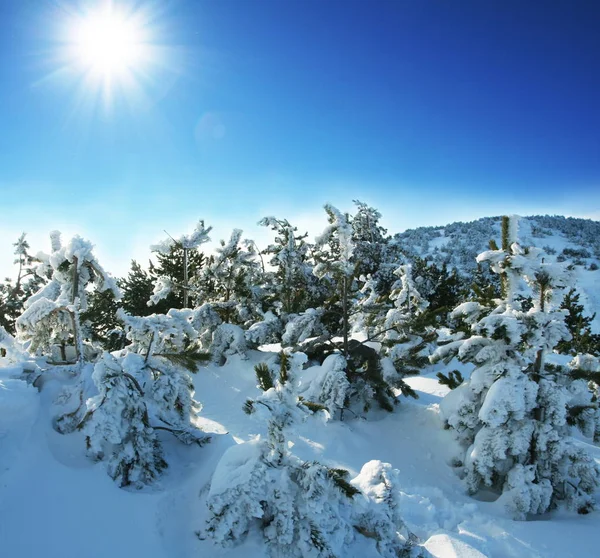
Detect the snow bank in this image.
<box><xmin>0</xmin><ymin>377</ymin><xmax>39</xmax><ymax>476</ymax></box>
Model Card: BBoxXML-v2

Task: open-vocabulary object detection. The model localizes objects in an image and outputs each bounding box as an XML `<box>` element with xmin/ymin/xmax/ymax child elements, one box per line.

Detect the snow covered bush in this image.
<box><xmin>432</xmin><ymin>216</ymin><xmax>600</xmax><ymax>518</ymax></box>
<box><xmin>298</xmin><ymin>353</ymin><xmax>350</xmax><ymax>417</ymax></box>
<box><xmin>56</xmin><ymin>306</ymin><xmax>211</xmax><ymax>485</ymax></box>
<box><xmin>211</xmin><ymin>323</ymin><xmax>248</xmax><ymax>364</ymax></box>
<box><xmin>83</xmin><ymin>352</ymin><xmax>167</xmax><ymax>488</ymax></box>
<box><xmin>117</xmin><ymin>308</ymin><xmax>209</xmax><ymax>440</ymax></box>
<box><xmin>281</xmin><ymin>308</ymin><xmax>326</xmax><ymax>347</ymax></box>
<box><xmin>0</xmin><ymin>325</ymin><xmax>29</xmax><ymax>364</ymax></box>
<box><xmin>204</xmin><ymin>350</ymin><xmax>420</xmax><ymax>557</ymax></box>
<box><xmin>245</xmin><ymin>311</ymin><xmax>282</xmax><ymax>348</ymax></box>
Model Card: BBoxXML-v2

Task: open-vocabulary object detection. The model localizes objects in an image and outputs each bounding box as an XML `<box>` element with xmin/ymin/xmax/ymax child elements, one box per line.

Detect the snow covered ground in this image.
<box><xmin>1</xmin><ymin>352</ymin><xmax>600</xmax><ymax>558</ymax></box>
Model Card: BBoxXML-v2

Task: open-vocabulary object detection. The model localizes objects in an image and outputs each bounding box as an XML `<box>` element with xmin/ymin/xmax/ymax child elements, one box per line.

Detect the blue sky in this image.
<box><xmin>0</xmin><ymin>0</ymin><xmax>599</xmax><ymax>277</ymax></box>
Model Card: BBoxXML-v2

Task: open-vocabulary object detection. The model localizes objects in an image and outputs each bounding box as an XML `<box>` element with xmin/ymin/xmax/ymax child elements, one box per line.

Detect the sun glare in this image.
<box><xmin>74</xmin><ymin>11</ymin><xmax>144</xmax><ymax>76</ymax></box>
<box><xmin>58</xmin><ymin>2</ymin><xmax>168</xmax><ymax>111</ymax></box>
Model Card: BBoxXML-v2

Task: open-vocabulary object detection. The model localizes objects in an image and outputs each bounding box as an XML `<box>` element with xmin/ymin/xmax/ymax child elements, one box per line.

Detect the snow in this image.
<box><xmin>424</xmin><ymin>534</ymin><xmax>487</xmax><ymax>558</ymax></box>
<box><xmin>1</xmin><ymin>347</ymin><xmax>600</xmax><ymax>557</ymax></box>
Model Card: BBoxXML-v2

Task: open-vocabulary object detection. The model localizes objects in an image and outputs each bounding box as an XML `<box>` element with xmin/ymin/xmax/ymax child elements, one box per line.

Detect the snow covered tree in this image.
<box><xmin>149</xmin><ymin>220</ymin><xmax>212</xmax><ymax>308</ymax></box>
<box><xmin>351</xmin><ymin>274</ymin><xmax>391</xmax><ymax>340</ymax></box>
<box><xmin>351</xmin><ymin>200</ymin><xmax>389</xmax><ymax>282</ymax></box>
<box><xmin>16</xmin><ymin>231</ymin><xmax>120</xmax><ymax>366</ymax></box>
<box><xmin>199</xmin><ymin>229</ymin><xmax>263</xmax><ymax>325</ymax></box>
<box><xmin>313</xmin><ymin>204</ymin><xmax>357</xmax><ymax>358</ymax></box>
<box><xmin>376</xmin><ymin>264</ymin><xmax>434</xmax><ymax>393</ymax></box>
<box><xmin>557</xmin><ymin>289</ymin><xmax>599</xmax><ymax>356</ymax></box>
<box><xmin>410</xmin><ymin>257</ymin><xmax>466</xmax><ymax>321</ymax></box>
<box><xmin>259</xmin><ymin>216</ymin><xmax>315</xmax><ymax>315</ymax></box>
<box><xmin>567</xmin><ymin>354</ymin><xmax>600</xmax><ymax>442</ymax></box>
<box><xmin>0</xmin><ymin>233</ymin><xmax>47</xmax><ymax>334</ymax></box>
<box><xmin>432</xmin><ymin>216</ymin><xmax>600</xmax><ymax>518</ymax></box>
<box><xmin>204</xmin><ymin>350</ymin><xmax>419</xmax><ymax>557</ymax></box>
<box><xmin>62</xmin><ymin>306</ymin><xmax>213</xmax><ymax>486</ymax></box>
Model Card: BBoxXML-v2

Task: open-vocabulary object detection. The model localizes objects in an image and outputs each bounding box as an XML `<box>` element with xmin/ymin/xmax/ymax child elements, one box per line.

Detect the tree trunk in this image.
<box><xmin>183</xmin><ymin>248</ymin><xmax>189</xmax><ymax>308</ymax></box>
<box><xmin>342</xmin><ymin>276</ymin><xmax>349</xmax><ymax>359</ymax></box>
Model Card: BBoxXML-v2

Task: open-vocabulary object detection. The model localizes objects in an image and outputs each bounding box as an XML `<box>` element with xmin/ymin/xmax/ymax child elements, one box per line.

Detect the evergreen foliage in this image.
<box><xmin>149</xmin><ymin>220</ymin><xmax>212</xmax><ymax>309</ymax></box>
<box><xmin>121</xmin><ymin>260</ymin><xmax>162</xmax><ymax>315</ymax></box>
<box><xmin>83</xmin><ymin>352</ymin><xmax>167</xmax><ymax>488</ymax></box>
<box><xmin>81</xmin><ymin>287</ymin><xmax>126</xmax><ymax>351</ymax></box>
<box><xmin>198</xmin><ymin>229</ymin><xmax>263</xmax><ymax>324</ymax></box>
<box><xmin>436</xmin><ymin>370</ymin><xmax>464</xmax><ymax>389</ymax></box>
<box><xmin>0</xmin><ymin>234</ymin><xmax>47</xmax><ymax>334</ymax></box>
<box><xmin>557</xmin><ymin>288</ymin><xmax>599</xmax><ymax>356</ymax></box>
<box><xmin>259</xmin><ymin>216</ymin><xmax>315</xmax><ymax>315</ymax></box>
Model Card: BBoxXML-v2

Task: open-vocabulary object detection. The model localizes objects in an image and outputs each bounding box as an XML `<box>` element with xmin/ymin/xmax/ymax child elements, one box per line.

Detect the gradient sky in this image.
<box><xmin>0</xmin><ymin>0</ymin><xmax>599</xmax><ymax>278</ymax></box>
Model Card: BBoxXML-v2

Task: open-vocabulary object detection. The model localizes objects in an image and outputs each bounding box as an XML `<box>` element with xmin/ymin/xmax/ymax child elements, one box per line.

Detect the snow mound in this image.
<box><xmin>0</xmin><ymin>377</ymin><xmax>39</xmax><ymax>476</ymax></box>
<box><xmin>424</xmin><ymin>533</ymin><xmax>487</xmax><ymax>558</ymax></box>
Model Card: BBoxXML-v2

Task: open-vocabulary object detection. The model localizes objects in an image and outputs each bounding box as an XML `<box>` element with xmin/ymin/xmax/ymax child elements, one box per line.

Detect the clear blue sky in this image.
<box><xmin>0</xmin><ymin>0</ymin><xmax>599</xmax><ymax>276</ymax></box>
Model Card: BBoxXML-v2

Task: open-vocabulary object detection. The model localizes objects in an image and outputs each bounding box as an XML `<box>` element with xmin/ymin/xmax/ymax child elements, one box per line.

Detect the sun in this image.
<box><xmin>73</xmin><ymin>9</ymin><xmax>144</xmax><ymax>77</ymax></box>
<box><xmin>57</xmin><ymin>1</ymin><xmax>167</xmax><ymax>110</ymax></box>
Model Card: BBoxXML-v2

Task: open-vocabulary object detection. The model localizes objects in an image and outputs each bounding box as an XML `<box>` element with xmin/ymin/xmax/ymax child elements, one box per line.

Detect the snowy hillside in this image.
<box><xmin>396</xmin><ymin>215</ymin><xmax>600</xmax><ymax>330</ymax></box>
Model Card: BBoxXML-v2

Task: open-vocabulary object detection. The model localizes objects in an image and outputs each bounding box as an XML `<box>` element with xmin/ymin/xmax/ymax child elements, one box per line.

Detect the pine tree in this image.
<box><xmin>557</xmin><ymin>288</ymin><xmax>599</xmax><ymax>356</ymax></box>
<box><xmin>313</xmin><ymin>204</ymin><xmax>357</xmax><ymax>359</ymax></box>
<box><xmin>432</xmin><ymin>216</ymin><xmax>600</xmax><ymax>518</ymax></box>
<box><xmin>149</xmin><ymin>220</ymin><xmax>212</xmax><ymax>309</ymax></box>
<box><xmin>81</xmin><ymin>287</ymin><xmax>126</xmax><ymax>351</ymax></box>
<box><xmin>351</xmin><ymin>200</ymin><xmax>389</xmax><ymax>281</ymax></box>
<box><xmin>0</xmin><ymin>233</ymin><xmax>47</xmax><ymax>334</ymax></box>
<box><xmin>83</xmin><ymin>352</ymin><xmax>167</xmax><ymax>488</ymax></box>
<box><xmin>198</xmin><ymin>229</ymin><xmax>263</xmax><ymax>324</ymax></box>
<box><xmin>411</xmin><ymin>257</ymin><xmax>467</xmax><ymax>320</ymax></box>
<box><xmin>121</xmin><ymin>260</ymin><xmax>163</xmax><ymax>315</ymax></box>
<box><xmin>16</xmin><ymin>231</ymin><xmax>120</xmax><ymax>366</ymax></box>
<box><xmin>118</xmin><ymin>308</ymin><xmax>210</xmax><ymax>442</ymax></box>
<box><xmin>259</xmin><ymin>216</ymin><xmax>314</xmax><ymax>315</ymax></box>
